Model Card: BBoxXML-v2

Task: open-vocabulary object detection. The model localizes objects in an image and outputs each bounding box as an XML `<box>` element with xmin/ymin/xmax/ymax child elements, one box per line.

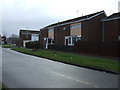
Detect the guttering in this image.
<box><xmin>20</xmin><ymin>29</ymin><xmax>39</xmax><ymax>31</ymax></box>
<box><xmin>43</xmin><ymin>11</ymin><xmax>105</xmax><ymax>30</ymax></box>
<box><xmin>88</xmin><ymin>11</ymin><xmax>105</xmax><ymax>20</ymax></box>
<box><xmin>74</xmin><ymin>11</ymin><xmax>105</xmax><ymax>23</ymax></box>
<box><xmin>40</xmin><ymin>27</ymin><xmax>47</xmax><ymax>30</ymax></box>
<box><xmin>102</xmin><ymin>17</ymin><xmax>120</xmax><ymax>22</ymax></box>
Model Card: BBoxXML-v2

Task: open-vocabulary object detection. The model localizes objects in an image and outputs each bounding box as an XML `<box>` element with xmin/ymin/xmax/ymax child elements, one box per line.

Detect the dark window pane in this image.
<box><xmin>48</xmin><ymin>39</ymin><xmax>51</xmax><ymax>43</ymax></box>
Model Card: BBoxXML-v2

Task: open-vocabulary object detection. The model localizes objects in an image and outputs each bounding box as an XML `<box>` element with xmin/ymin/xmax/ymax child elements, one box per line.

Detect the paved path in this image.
<box><xmin>0</xmin><ymin>47</ymin><xmax>2</xmax><ymax>84</ymax></box>
<box><xmin>2</xmin><ymin>48</ymin><xmax>119</xmax><ymax>88</ymax></box>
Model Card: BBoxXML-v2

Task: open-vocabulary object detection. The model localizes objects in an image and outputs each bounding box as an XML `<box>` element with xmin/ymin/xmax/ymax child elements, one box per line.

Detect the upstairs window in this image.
<box><xmin>71</xmin><ymin>24</ymin><xmax>81</xmax><ymax>29</ymax></box>
<box><xmin>48</xmin><ymin>29</ymin><xmax>54</xmax><ymax>32</ymax></box>
<box><xmin>31</xmin><ymin>34</ymin><xmax>39</xmax><ymax>41</ymax></box>
<box><xmin>48</xmin><ymin>28</ymin><xmax>54</xmax><ymax>38</ymax></box>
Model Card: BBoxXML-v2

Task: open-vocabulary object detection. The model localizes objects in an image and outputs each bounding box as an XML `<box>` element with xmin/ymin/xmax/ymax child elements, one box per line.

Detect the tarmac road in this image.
<box><xmin>2</xmin><ymin>48</ymin><xmax>119</xmax><ymax>88</ymax></box>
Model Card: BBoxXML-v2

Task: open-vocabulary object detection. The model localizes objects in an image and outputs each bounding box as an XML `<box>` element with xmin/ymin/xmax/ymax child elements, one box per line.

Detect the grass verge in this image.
<box><xmin>0</xmin><ymin>82</ymin><xmax>1</xmax><ymax>90</ymax></box>
<box><xmin>2</xmin><ymin>44</ymin><xmax>15</xmax><ymax>48</ymax></box>
<box><xmin>11</xmin><ymin>47</ymin><xmax>120</xmax><ymax>74</ymax></box>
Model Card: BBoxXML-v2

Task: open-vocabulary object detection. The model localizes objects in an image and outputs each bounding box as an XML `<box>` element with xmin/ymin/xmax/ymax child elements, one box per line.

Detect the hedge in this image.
<box><xmin>25</xmin><ymin>41</ymin><xmax>40</xmax><ymax>49</ymax></box>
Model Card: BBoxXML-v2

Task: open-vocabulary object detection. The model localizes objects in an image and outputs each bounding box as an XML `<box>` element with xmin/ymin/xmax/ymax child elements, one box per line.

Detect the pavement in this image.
<box><xmin>2</xmin><ymin>48</ymin><xmax>119</xmax><ymax>88</ymax></box>
<box><xmin>0</xmin><ymin>47</ymin><xmax>2</xmax><ymax>89</ymax></box>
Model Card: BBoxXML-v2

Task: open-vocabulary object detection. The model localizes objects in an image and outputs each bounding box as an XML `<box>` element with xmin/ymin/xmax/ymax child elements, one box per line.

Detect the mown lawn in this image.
<box><xmin>0</xmin><ymin>82</ymin><xmax>2</xmax><ymax>90</ymax></box>
<box><xmin>2</xmin><ymin>44</ymin><xmax>15</xmax><ymax>48</ymax></box>
<box><xmin>11</xmin><ymin>47</ymin><xmax>120</xmax><ymax>74</ymax></box>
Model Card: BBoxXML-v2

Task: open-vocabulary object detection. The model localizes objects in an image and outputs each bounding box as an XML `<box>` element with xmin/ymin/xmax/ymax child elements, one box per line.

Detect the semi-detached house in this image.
<box><xmin>102</xmin><ymin>12</ymin><xmax>120</xmax><ymax>41</ymax></box>
<box><xmin>40</xmin><ymin>11</ymin><xmax>106</xmax><ymax>49</ymax></box>
<box><xmin>19</xmin><ymin>30</ymin><xmax>40</xmax><ymax>47</ymax></box>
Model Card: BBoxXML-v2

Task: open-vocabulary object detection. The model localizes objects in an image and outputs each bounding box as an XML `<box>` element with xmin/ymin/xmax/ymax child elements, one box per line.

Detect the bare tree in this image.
<box><xmin>7</xmin><ymin>34</ymin><xmax>19</xmax><ymax>44</ymax></box>
<box><xmin>2</xmin><ymin>30</ymin><xmax>7</xmax><ymax>37</ymax></box>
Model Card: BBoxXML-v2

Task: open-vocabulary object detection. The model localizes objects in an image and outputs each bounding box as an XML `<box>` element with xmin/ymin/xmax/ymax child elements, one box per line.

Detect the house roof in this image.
<box><xmin>20</xmin><ymin>30</ymin><xmax>40</xmax><ymax>35</ymax></box>
<box><xmin>20</xmin><ymin>29</ymin><xmax>39</xmax><ymax>32</ymax></box>
<box><xmin>41</xmin><ymin>10</ymin><xmax>106</xmax><ymax>30</ymax></box>
<box><xmin>102</xmin><ymin>12</ymin><xmax>120</xmax><ymax>21</ymax></box>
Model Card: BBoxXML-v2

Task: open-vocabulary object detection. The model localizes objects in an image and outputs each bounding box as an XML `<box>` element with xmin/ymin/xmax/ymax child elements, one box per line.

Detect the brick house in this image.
<box><xmin>40</xmin><ymin>11</ymin><xmax>106</xmax><ymax>49</ymax></box>
<box><xmin>19</xmin><ymin>29</ymin><xmax>40</xmax><ymax>47</ymax></box>
<box><xmin>1</xmin><ymin>36</ymin><xmax>7</xmax><ymax>44</ymax></box>
<box><xmin>102</xmin><ymin>12</ymin><xmax>120</xmax><ymax>41</ymax></box>
<box><xmin>74</xmin><ymin>12</ymin><xmax>120</xmax><ymax>57</ymax></box>
<box><xmin>0</xmin><ymin>34</ymin><xmax>1</xmax><ymax>44</ymax></box>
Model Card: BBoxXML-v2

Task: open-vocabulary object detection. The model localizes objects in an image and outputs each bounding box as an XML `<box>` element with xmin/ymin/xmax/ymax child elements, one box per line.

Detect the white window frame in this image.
<box><xmin>44</xmin><ymin>37</ymin><xmax>54</xmax><ymax>49</ymax></box>
<box><xmin>71</xmin><ymin>23</ymin><xmax>81</xmax><ymax>29</ymax></box>
<box><xmin>44</xmin><ymin>38</ymin><xmax>54</xmax><ymax>45</ymax></box>
<box><xmin>31</xmin><ymin>34</ymin><xmax>39</xmax><ymax>41</ymax></box>
<box><xmin>65</xmin><ymin>36</ymin><xmax>81</xmax><ymax>46</ymax></box>
<box><xmin>48</xmin><ymin>29</ymin><xmax>54</xmax><ymax>32</ymax></box>
<box><xmin>65</xmin><ymin>37</ymin><xmax>68</xmax><ymax>45</ymax></box>
<box><xmin>65</xmin><ymin>36</ymin><xmax>73</xmax><ymax>46</ymax></box>
<box><xmin>48</xmin><ymin>38</ymin><xmax>54</xmax><ymax>45</ymax></box>
<box><xmin>118</xmin><ymin>36</ymin><xmax>120</xmax><ymax>40</ymax></box>
<box><xmin>76</xmin><ymin>36</ymin><xmax>81</xmax><ymax>41</ymax></box>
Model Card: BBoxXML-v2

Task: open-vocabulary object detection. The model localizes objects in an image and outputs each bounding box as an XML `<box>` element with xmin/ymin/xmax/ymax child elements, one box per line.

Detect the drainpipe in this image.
<box><xmin>102</xmin><ymin>21</ymin><xmax>105</xmax><ymax>42</ymax></box>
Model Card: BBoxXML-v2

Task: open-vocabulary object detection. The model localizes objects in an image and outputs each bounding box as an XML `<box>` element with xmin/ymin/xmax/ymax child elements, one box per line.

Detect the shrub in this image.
<box><xmin>25</xmin><ymin>41</ymin><xmax>40</xmax><ymax>49</ymax></box>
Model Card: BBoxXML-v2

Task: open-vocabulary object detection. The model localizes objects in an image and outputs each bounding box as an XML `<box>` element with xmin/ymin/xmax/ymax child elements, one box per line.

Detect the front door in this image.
<box><xmin>65</xmin><ymin>38</ymin><xmax>68</xmax><ymax>46</ymax></box>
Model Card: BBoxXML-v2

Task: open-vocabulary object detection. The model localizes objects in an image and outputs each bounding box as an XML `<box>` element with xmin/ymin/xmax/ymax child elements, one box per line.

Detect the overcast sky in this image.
<box><xmin>0</xmin><ymin>0</ymin><xmax>120</xmax><ymax>37</ymax></box>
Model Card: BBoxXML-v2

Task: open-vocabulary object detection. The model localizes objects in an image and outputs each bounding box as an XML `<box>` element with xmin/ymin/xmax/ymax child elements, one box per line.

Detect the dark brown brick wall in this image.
<box><xmin>40</xmin><ymin>29</ymin><xmax>48</xmax><ymax>46</ymax></box>
<box><xmin>81</xmin><ymin>21</ymin><xmax>89</xmax><ymax>41</ymax></box>
<box><xmin>20</xmin><ymin>33</ymin><xmax>31</xmax><ymax>40</ymax></box>
<box><xmin>15</xmin><ymin>38</ymin><xmax>23</xmax><ymax>47</ymax></box>
<box><xmin>20</xmin><ymin>30</ymin><xmax>40</xmax><ymax>40</ymax></box>
<box><xmin>54</xmin><ymin>24</ymin><xmax>70</xmax><ymax>45</ymax></box>
<box><xmin>74</xmin><ymin>41</ymin><xmax>120</xmax><ymax>57</ymax></box>
<box><xmin>81</xmin><ymin>13</ymin><xmax>106</xmax><ymax>41</ymax></box>
<box><xmin>104</xmin><ymin>19</ymin><xmax>120</xmax><ymax>41</ymax></box>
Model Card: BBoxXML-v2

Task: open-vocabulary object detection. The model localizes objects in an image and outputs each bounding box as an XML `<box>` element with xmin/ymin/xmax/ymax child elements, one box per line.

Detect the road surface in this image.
<box><xmin>2</xmin><ymin>48</ymin><xmax>119</xmax><ymax>88</ymax></box>
<box><xmin>0</xmin><ymin>47</ymin><xmax>2</xmax><ymax>90</ymax></box>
